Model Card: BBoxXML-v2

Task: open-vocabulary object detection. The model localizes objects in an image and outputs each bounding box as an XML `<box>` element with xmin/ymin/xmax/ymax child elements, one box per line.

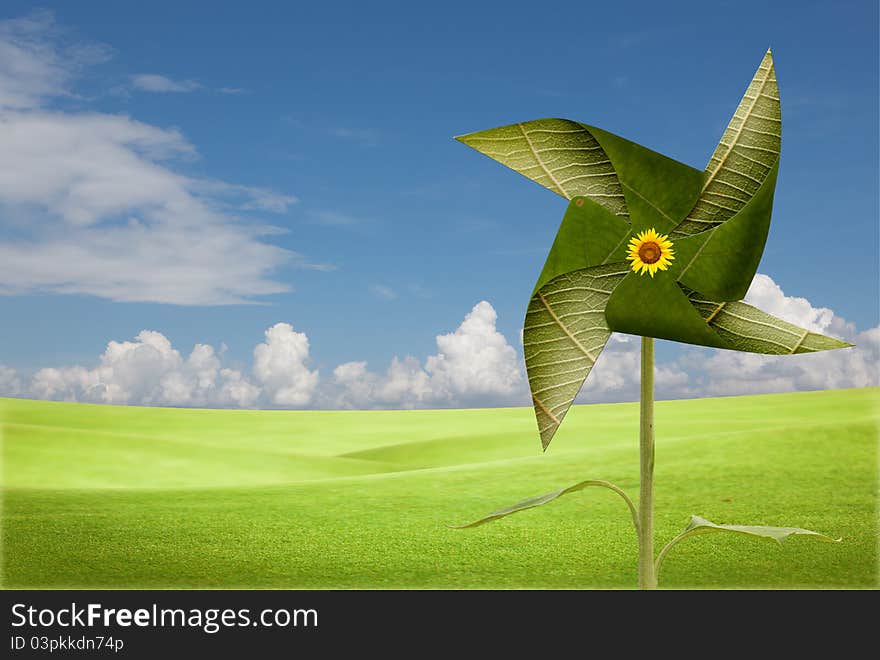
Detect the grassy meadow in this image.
<box><xmin>1</xmin><ymin>388</ymin><xmax>877</xmax><ymax>589</ymax></box>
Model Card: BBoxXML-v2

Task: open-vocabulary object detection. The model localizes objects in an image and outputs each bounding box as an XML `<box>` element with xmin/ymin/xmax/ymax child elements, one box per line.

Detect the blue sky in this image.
<box><xmin>0</xmin><ymin>1</ymin><xmax>877</xmax><ymax>408</ymax></box>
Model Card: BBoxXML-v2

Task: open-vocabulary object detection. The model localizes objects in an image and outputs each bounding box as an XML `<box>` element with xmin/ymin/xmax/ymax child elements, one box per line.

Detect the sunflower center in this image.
<box><xmin>638</xmin><ymin>241</ymin><xmax>662</xmax><ymax>264</ymax></box>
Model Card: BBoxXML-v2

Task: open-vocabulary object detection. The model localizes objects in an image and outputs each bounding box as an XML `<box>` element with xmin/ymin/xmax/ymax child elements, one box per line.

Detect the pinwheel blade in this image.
<box><xmin>455</xmin><ymin>118</ymin><xmax>629</xmax><ymax>221</ymax></box>
<box><xmin>672</xmin><ymin>49</ymin><xmax>781</xmax><ymax>238</ymax></box>
<box><xmin>524</xmin><ymin>263</ymin><xmax>630</xmax><ymax>449</ymax></box>
<box><xmin>681</xmin><ymin>286</ymin><xmax>852</xmax><ymax>354</ymax></box>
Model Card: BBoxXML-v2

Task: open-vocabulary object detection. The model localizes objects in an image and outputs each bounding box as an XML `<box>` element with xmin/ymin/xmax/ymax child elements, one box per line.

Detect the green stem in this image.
<box><xmin>638</xmin><ymin>337</ymin><xmax>657</xmax><ymax>590</ymax></box>
<box><xmin>654</xmin><ymin>529</ymin><xmax>707</xmax><ymax>578</ymax></box>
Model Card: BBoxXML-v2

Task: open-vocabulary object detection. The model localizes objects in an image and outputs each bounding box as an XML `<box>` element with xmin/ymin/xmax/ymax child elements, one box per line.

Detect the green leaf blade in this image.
<box><xmin>675</xmin><ymin>159</ymin><xmax>779</xmax><ymax>301</ymax></box>
<box><xmin>605</xmin><ymin>271</ymin><xmax>727</xmax><ymax>350</ymax></box>
<box><xmin>451</xmin><ymin>479</ymin><xmax>637</xmax><ymax>530</ymax></box>
<box><xmin>682</xmin><ymin>286</ymin><xmax>853</xmax><ymax>354</ymax></box>
<box><xmin>524</xmin><ymin>263</ymin><xmax>629</xmax><ymax>449</ymax></box>
<box><xmin>455</xmin><ymin>118</ymin><xmax>629</xmax><ymax>219</ymax></box>
<box><xmin>673</xmin><ymin>49</ymin><xmax>781</xmax><ymax>238</ymax></box>
<box><xmin>450</xmin><ymin>486</ymin><xmax>580</xmax><ymax>529</ymax></box>
<box><xmin>584</xmin><ymin>124</ymin><xmax>704</xmax><ymax>235</ymax></box>
<box><xmin>685</xmin><ymin>515</ymin><xmax>841</xmax><ymax>546</ymax></box>
<box><xmin>532</xmin><ymin>196</ymin><xmax>630</xmax><ymax>296</ymax></box>
<box><xmin>655</xmin><ymin>515</ymin><xmax>841</xmax><ymax>577</ymax></box>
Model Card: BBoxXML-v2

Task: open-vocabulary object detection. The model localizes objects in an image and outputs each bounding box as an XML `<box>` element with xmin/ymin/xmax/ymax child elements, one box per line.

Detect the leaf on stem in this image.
<box><xmin>451</xmin><ymin>479</ymin><xmax>638</xmax><ymax>531</ymax></box>
<box><xmin>655</xmin><ymin>514</ymin><xmax>840</xmax><ymax>577</ymax></box>
<box><xmin>682</xmin><ymin>515</ymin><xmax>841</xmax><ymax>546</ymax></box>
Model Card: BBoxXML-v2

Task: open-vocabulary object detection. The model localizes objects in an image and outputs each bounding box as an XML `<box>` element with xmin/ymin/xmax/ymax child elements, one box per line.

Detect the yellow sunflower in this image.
<box><xmin>626</xmin><ymin>228</ymin><xmax>675</xmax><ymax>277</ymax></box>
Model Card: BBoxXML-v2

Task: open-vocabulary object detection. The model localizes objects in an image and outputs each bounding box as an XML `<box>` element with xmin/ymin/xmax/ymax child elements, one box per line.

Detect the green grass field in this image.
<box><xmin>1</xmin><ymin>388</ymin><xmax>877</xmax><ymax>589</ymax></box>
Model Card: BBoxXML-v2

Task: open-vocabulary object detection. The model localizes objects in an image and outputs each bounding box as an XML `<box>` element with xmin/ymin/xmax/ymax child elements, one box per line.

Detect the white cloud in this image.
<box><xmin>579</xmin><ymin>274</ymin><xmax>875</xmax><ymax>402</ymax></box>
<box><xmin>0</xmin><ymin>13</ymin><xmax>305</xmax><ymax>305</ymax></box>
<box><xmin>5</xmin><ymin>323</ymin><xmax>319</xmax><ymax>409</ymax></box>
<box><xmin>0</xmin><ymin>11</ymin><xmax>108</xmax><ymax>110</ymax></box>
<box><xmin>683</xmin><ymin>335</ymin><xmax>877</xmax><ymax>397</ymax></box>
<box><xmin>131</xmin><ymin>74</ymin><xmax>200</xmax><ymax>93</ymax></box>
<box><xmin>683</xmin><ymin>276</ymin><xmax>877</xmax><ymax>396</ymax></box>
<box><xmin>330</xmin><ymin>357</ymin><xmax>433</xmax><ymax>409</ymax></box>
<box><xmin>252</xmin><ymin>323</ymin><xmax>319</xmax><ymax>406</ymax></box>
<box><xmin>216</xmin><ymin>368</ymin><xmax>260</xmax><ymax>407</ymax></box>
<box><xmin>579</xmin><ymin>333</ymin><xmax>691</xmax><ymax>403</ymax></box>
<box><xmin>190</xmin><ymin>179</ymin><xmax>299</xmax><ymax>213</ymax></box>
<box><xmin>744</xmin><ymin>274</ymin><xmax>850</xmax><ymax>336</ymax></box>
<box><xmin>0</xmin><ymin>365</ymin><xmax>23</xmax><ymax>396</ymax></box>
<box><xmin>1</xmin><ymin>286</ymin><xmax>875</xmax><ymax>411</ymax></box>
<box><xmin>125</xmin><ymin>75</ymin><xmax>245</xmax><ymax>97</ymax></box>
<box><xmin>425</xmin><ymin>301</ymin><xmax>523</xmax><ymax>402</ymax></box>
<box><xmin>378</xmin><ymin>357</ymin><xmax>434</xmax><ymax>405</ymax></box>
<box><xmin>326</xmin><ymin>301</ymin><xmax>525</xmax><ymax>409</ymax></box>
<box><xmin>369</xmin><ymin>284</ymin><xmax>397</xmax><ymax>301</ymax></box>
<box><xmin>330</xmin><ymin>361</ymin><xmax>375</xmax><ymax>406</ymax></box>
<box><xmin>27</xmin><ymin>330</ymin><xmax>257</xmax><ymax>406</ymax></box>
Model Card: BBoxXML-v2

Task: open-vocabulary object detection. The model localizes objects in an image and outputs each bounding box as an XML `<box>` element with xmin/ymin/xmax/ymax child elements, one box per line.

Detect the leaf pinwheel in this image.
<box><xmin>456</xmin><ymin>49</ymin><xmax>850</xmax><ymax>450</ymax></box>
<box><xmin>453</xmin><ymin>50</ymin><xmax>847</xmax><ymax>588</ymax></box>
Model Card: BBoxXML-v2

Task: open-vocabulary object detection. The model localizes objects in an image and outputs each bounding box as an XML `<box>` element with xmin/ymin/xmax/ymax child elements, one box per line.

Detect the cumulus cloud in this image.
<box><xmin>327</xmin><ymin>301</ymin><xmax>524</xmax><ymax>409</ymax></box>
<box><xmin>252</xmin><ymin>323</ymin><xmax>319</xmax><ymax>406</ymax></box>
<box><xmin>0</xmin><ymin>286</ymin><xmax>875</xmax><ymax>410</ymax></box>
<box><xmin>682</xmin><ymin>334</ymin><xmax>878</xmax><ymax>397</ymax></box>
<box><xmin>0</xmin><ymin>302</ymin><xmax>523</xmax><ymax>409</ymax></box>
<box><xmin>578</xmin><ymin>274</ymin><xmax>875</xmax><ymax>402</ymax></box>
<box><xmin>578</xmin><ymin>333</ymin><xmax>691</xmax><ymax>403</ymax></box>
<box><xmin>330</xmin><ymin>357</ymin><xmax>433</xmax><ymax>409</ymax></box>
<box><xmin>0</xmin><ymin>365</ymin><xmax>23</xmax><ymax>396</ymax></box>
<box><xmin>681</xmin><ymin>275</ymin><xmax>877</xmax><ymax>396</ymax></box>
<box><xmin>0</xmin><ymin>12</ymin><xmax>306</xmax><ymax>305</ymax></box>
<box><xmin>425</xmin><ymin>301</ymin><xmax>523</xmax><ymax>403</ymax></box>
<box><xmin>26</xmin><ymin>330</ymin><xmax>257</xmax><ymax>406</ymax></box>
<box><xmin>744</xmin><ymin>274</ymin><xmax>853</xmax><ymax>336</ymax></box>
<box><xmin>130</xmin><ymin>73</ymin><xmax>200</xmax><ymax>93</ymax></box>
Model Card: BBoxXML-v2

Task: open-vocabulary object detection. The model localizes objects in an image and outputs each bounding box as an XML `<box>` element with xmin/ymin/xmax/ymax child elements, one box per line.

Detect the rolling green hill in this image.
<box><xmin>2</xmin><ymin>388</ymin><xmax>877</xmax><ymax>589</ymax></box>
